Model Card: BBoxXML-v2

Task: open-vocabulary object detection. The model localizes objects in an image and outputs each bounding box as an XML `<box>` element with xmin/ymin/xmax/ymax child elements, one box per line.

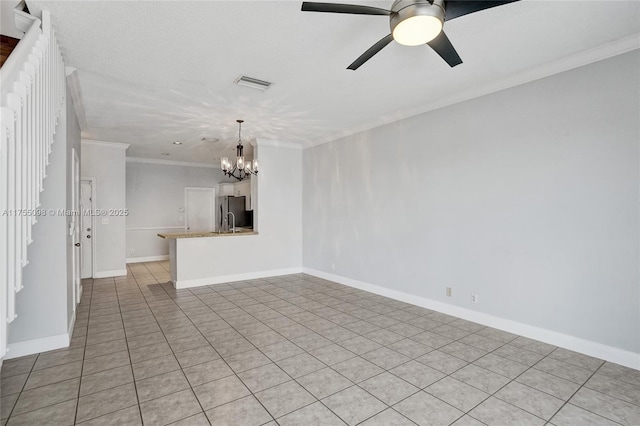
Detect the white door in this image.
<box><xmin>185</xmin><ymin>187</ymin><xmax>215</xmax><ymax>232</ymax></box>
<box><xmin>80</xmin><ymin>180</ymin><xmax>94</xmax><ymax>279</ymax></box>
<box><xmin>71</xmin><ymin>150</ymin><xmax>81</xmax><ymax>304</ymax></box>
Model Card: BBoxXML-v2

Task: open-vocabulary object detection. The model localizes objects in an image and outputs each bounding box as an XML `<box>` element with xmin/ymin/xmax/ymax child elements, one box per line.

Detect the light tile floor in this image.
<box><xmin>2</xmin><ymin>261</ymin><xmax>639</xmax><ymax>425</ymax></box>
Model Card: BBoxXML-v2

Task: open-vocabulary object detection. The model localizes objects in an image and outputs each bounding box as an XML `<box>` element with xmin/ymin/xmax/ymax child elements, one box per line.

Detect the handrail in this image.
<box><xmin>0</xmin><ymin>18</ymin><xmax>41</xmax><ymax>100</ymax></box>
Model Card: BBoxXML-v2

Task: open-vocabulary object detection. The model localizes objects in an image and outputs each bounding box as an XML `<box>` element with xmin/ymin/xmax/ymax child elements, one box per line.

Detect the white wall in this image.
<box><xmin>126</xmin><ymin>161</ymin><xmax>231</xmax><ymax>261</ymax></box>
<box><xmin>81</xmin><ymin>141</ymin><xmax>128</xmax><ymax>277</ymax></box>
<box><xmin>171</xmin><ymin>143</ymin><xmax>303</xmax><ymax>284</ymax></box>
<box><xmin>303</xmin><ymin>51</ymin><xmax>640</xmax><ymax>358</ymax></box>
<box><xmin>10</xmin><ymin>89</ymin><xmax>71</xmax><ymax>348</ymax></box>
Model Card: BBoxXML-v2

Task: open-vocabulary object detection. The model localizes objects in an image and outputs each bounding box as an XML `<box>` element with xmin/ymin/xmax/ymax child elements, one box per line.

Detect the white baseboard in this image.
<box><xmin>4</xmin><ymin>302</ymin><xmax>78</xmax><ymax>360</ymax></box>
<box><xmin>126</xmin><ymin>255</ymin><xmax>169</xmax><ymax>264</ymax></box>
<box><xmin>93</xmin><ymin>269</ymin><xmax>128</xmax><ymax>278</ymax></box>
<box><xmin>5</xmin><ymin>332</ymin><xmax>70</xmax><ymax>359</ymax></box>
<box><xmin>174</xmin><ymin>267</ymin><xmax>303</xmax><ymax>289</ymax></box>
<box><xmin>303</xmin><ymin>267</ymin><xmax>640</xmax><ymax>371</ymax></box>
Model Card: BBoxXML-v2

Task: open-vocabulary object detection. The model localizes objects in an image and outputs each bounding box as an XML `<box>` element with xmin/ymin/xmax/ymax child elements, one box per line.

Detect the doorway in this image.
<box><xmin>184</xmin><ymin>187</ymin><xmax>215</xmax><ymax>232</ymax></box>
<box><xmin>80</xmin><ymin>179</ymin><xmax>95</xmax><ymax>279</ymax></box>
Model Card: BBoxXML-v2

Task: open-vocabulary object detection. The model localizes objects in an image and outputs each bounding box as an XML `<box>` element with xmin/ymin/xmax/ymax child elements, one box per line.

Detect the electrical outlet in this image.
<box><xmin>446</xmin><ymin>287</ymin><xmax>452</xmax><ymax>297</ymax></box>
<box><xmin>471</xmin><ymin>294</ymin><xmax>479</xmax><ymax>304</ymax></box>
<box><xmin>129</xmin><ymin>249</ymin><xmax>135</xmax><ymax>255</ymax></box>
<box><xmin>101</xmin><ymin>218</ymin><xmax>109</xmax><ymax>225</ymax></box>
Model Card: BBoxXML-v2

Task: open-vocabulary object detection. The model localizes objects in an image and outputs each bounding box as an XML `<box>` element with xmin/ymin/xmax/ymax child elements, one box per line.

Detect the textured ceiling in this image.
<box><xmin>26</xmin><ymin>0</ymin><xmax>640</xmax><ymax>164</ymax></box>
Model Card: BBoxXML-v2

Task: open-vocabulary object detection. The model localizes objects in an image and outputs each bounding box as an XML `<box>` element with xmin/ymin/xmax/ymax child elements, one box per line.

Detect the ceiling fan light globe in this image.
<box><xmin>390</xmin><ymin>0</ymin><xmax>445</xmax><ymax>46</ymax></box>
<box><xmin>392</xmin><ymin>15</ymin><xmax>442</xmax><ymax>46</ymax></box>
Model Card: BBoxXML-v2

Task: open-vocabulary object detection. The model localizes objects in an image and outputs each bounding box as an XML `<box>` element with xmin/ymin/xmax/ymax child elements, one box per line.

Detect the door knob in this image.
<box><xmin>86</xmin><ymin>228</ymin><xmax>91</xmax><ymax>232</ymax></box>
<box><xmin>86</xmin><ymin>235</ymin><xmax>91</xmax><ymax>239</ymax></box>
<box><xmin>74</xmin><ymin>242</ymin><xmax>81</xmax><ymax>247</ymax></box>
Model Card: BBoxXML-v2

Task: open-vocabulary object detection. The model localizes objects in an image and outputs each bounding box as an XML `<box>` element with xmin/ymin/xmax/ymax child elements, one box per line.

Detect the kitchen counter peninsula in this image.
<box><xmin>158</xmin><ymin>229</ymin><xmax>257</xmax><ymax>239</ymax></box>
<box><xmin>158</xmin><ymin>229</ymin><xmax>263</xmax><ymax>289</ymax></box>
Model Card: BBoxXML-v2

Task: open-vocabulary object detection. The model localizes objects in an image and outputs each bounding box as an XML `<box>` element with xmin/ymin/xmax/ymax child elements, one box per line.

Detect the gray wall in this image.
<box><xmin>66</xmin><ymin>90</ymin><xmax>81</xmax><ymax>328</ymax></box>
<box><xmin>125</xmin><ymin>162</ymin><xmax>232</xmax><ymax>260</ymax></box>
<box><xmin>11</xmin><ymin>89</ymin><xmax>70</xmax><ymax>343</ymax></box>
<box><xmin>302</xmin><ymin>51</ymin><xmax>640</xmax><ymax>354</ymax></box>
<box><xmin>81</xmin><ymin>142</ymin><xmax>127</xmax><ymax>276</ymax></box>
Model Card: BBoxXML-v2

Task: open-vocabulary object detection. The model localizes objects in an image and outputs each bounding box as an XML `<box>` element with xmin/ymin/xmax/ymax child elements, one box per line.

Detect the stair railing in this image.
<box><xmin>0</xmin><ymin>2</ymin><xmax>66</xmax><ymax>359</ymax></box>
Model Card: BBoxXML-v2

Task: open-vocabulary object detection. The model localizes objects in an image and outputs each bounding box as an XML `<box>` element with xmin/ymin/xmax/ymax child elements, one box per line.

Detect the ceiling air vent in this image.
<box><xmin>234</xmin><ymin>75</ymin><xmax>272</xmax><ymax>91</ymax></box>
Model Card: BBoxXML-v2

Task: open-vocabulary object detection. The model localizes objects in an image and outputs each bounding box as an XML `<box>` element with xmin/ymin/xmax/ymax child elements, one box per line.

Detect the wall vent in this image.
<box><xmin>234</xmin><ymin>75</ymin><xmax>272</xmax><ymax>91</ymax></box>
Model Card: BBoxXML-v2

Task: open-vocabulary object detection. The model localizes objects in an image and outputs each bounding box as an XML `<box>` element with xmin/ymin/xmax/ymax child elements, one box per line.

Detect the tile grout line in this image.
<box><xmin>194</xmin><ymin>277</ymin><xmax>494</xmax><ymax>424</ymax></box>
<box><xmin>192</xmin><ymin>279</ymin><xmax>418</xmax><ymax>425</ymax></box>
<box><xmin>118</xmin><ymin>266</ymin><xmax>145</xmax><ymax>426</ymax></box>
<box><xmin>77</xmin><ymin>272</ymin><xmax>147</xmax><ymax>423</ymax></box>
<box><xmin>4</xmin><ymin>294</ymin><xmax>91</xmax><ymax>421</ymax></box>
<box><xmin>3</xmin><ymin>265</ymin><xmax>636</xmax><ymax>426</ymax></box>
<box><xmin>132</xmin><ymin>261</ymin><xmax>213</xmax><ymax>425</ymax></box>
<box><xmin>119</xmin><ymin>272</ymin><xmax>640</xmax><ymax>423</ymax></box>
<box><xmin>3</xmin><ymin>329</ymin><xmax>43</xmax><ymax>422</ymax></box>
<box><xmin>72</xmin><ymin>277</ymin><xmax>94</xmax><ymax>425</ymax></box>
<box><xmin>188</xmin><ymin>278</ymin><xmax>358</xmax><ymax>424</ymax></box>
<box><xmin>540</xmin><ymin>361</ymin><xmax>625</xmax><ymax>426</ymax></box>
<box><xmin>207</xmin><ymin>281</ymin><xmax>575</xmax><ymax>426</ymax></box>
<box><xmin>135</xmin><ymin>261</ymin><xmax>240</xmax><ymax>425</ymax></box>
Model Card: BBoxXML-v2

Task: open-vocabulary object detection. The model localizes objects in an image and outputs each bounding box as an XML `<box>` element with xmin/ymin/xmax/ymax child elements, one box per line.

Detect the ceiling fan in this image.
<box><xmin>301</xmin><ymin>0</ymin><xmax>519</xmax><ymax>70</ymax></box>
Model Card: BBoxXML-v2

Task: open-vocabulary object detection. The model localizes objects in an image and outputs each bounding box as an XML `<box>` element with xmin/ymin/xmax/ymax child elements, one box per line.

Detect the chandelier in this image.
<box><xmin>221</xmin><ymin>119</ymin><xmax>258</xmax><ymax>181</ymax></box>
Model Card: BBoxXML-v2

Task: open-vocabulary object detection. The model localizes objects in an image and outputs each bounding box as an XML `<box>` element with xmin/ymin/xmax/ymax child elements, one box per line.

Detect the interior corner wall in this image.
<box><xmin>125</xmin><ymin>162</ymin><xmax>231</xmax><ymax>261</ymax></box>
<box><xmin>252</xmin><ymin>144</ymin><xmax>303</xmax><ymax>269</ymax></box>
<box><xmin>9</xmin><ymin>90</ymin><xmax>69</xmax><ymax>348</ymax></box>
<box><xmin>81</xmin><ymin>142</ymin><xmax>127</xmax><ymax>277</ymax></box>
<box><xmin>66</xmin><ymin>88</ymin><xmax>81</xmax><ymax>328</ymax></box>
<box><xmin>302</xmin><ymin>51</ymin><xmax>640</xmax><ymax>358</ymax></box>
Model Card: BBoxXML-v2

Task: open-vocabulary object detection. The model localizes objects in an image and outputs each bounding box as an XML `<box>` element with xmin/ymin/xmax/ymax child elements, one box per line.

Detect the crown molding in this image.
<box><xmin>65</xmin><ymin>67</ymin><xmax>88</xmax><ymax>132</ymax></box>
<box><xmin>81</xmin><ymin>139</ymin><xmax>130</xmax><ymax>150</ymax></box>
<box><xmin>255</xmin><ymin>138</ymin><xmax>304</xmax><ymax>150</ymax></box>
<box><xmin>308</xmin><ymin>34</ymin><xmax>640</xmax><ymax>148</ymax></box>
<box><xmin>126</xmin><ymin>156</ymin><xmax>220</xmax><ymax>169</ymax></box>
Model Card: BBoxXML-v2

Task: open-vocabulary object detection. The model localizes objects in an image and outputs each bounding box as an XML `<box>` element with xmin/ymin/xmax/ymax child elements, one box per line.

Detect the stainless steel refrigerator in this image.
<box><xmin>218</xmin><ymin>196</ymin><xmax>247</xmax><ymax>231</ymax></box>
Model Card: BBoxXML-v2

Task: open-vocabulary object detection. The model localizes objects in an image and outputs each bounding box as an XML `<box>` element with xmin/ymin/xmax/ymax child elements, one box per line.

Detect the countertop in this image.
<box><xmin>158</xmin><ymin>229</ymin><xmax>257</xmax><ymax>239</ymax></box>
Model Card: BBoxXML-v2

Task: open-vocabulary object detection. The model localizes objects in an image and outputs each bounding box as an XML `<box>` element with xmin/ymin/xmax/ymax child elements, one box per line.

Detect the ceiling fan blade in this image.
<box><xmin>427</xmin><ymin>31</ymin><xmax>462</xmax><ymax>67</ymax></box>
<box><xmin>444</xmin><ymin>0</ymin><xmax>520</xmax><ymax>21</ymax></box>
<box><xmin>301</xmin><ymin>2</ymin><xmax>390</xmax><ymax>15</ymax></box>
<box><xmin>347</xmin><ymin>34</ymin><xmax>394</xmax><ymax>70</ymax></box>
